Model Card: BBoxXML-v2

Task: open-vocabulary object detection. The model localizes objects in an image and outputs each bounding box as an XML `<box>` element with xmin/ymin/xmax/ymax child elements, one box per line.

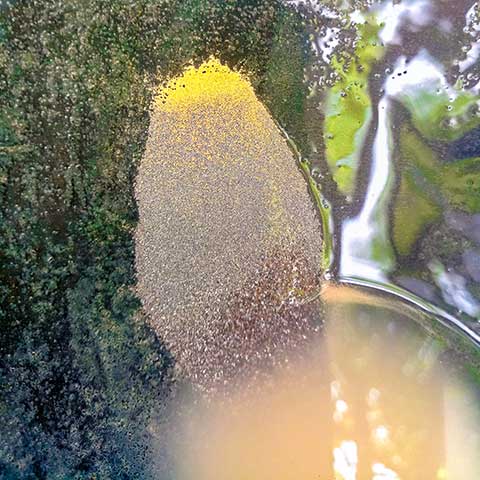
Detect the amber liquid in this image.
<box><xmin>170</xmin><ymin>286</ymin><xmax>480</xmax><ymax>480</ymax></box>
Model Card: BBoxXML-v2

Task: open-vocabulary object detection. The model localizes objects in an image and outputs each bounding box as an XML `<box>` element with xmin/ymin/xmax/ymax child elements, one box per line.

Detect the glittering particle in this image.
<box><xmin>156</xmin><ymin>58</ymin><xmax>255</xmax><ymax>111</ymax></box>
<box><xmin>135</xmin><ymin>59</ymin><xmax>323</xmax><ymax>390</ymax></box>
<box><xmin>373</xmin><ymin>424</ymin><xmax>390</xmax><ymax>443</ymax></box>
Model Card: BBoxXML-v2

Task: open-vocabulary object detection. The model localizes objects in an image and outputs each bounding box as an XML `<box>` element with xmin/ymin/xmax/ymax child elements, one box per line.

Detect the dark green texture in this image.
<box><xmin>0</xmin><ymin>0</ymin><xmax>312</xmax><ymax>478</ymax></box>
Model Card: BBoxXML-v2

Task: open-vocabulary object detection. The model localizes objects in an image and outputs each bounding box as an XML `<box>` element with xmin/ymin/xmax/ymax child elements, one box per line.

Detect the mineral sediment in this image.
<box><xmin>135</xmin><ymin>59</ymin><xmax>323</xmax><ymax>390</ymax></box>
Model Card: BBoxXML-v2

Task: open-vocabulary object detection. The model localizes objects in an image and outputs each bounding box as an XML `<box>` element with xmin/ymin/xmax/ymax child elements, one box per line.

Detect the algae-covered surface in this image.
<box><xmin>0</xmin><ymin>1</ymin><xmax>315</xmax><ymax>477</ymax></box>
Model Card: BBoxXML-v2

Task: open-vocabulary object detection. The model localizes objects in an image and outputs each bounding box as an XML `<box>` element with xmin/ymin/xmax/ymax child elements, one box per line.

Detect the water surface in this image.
<box><xmin>167</xmin><ymin>286</ymin><xmax>480</xmax><ymax>480</ymax></box>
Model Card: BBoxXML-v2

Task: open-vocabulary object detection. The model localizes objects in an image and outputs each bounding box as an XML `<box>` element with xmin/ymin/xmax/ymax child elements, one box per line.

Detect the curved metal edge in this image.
<box><xmin>339</xmin><ymin>275</ymin><xmax>480</xmax><ymax>348</ymax></box>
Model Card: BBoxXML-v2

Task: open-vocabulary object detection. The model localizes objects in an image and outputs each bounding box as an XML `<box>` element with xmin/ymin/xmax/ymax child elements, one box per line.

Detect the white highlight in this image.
<box><xmin>340</xmin><ymin>95</ymin><xmax>393</xmax><ymax>282</ymax></box>
<box><xmin>334</xmin><ymin>440</ymin><xmax>358</xmax><ymax>480</ymax></box>
<box><xmin>459</xmin><ymin>41</ymin><xmax>480</xmax><ymax>72</ymax></box>
<box><xmin>376</xmin><ymin>0</ymin><xmax>432</xmax><ymax>45</ymax></box>
<box><xmin>340</xmin><ymin>51</ymin><xmax>452</xmax><ymax>282</ymax></box>
<box><xmin>374</xmin><ymin>425</ymin><xmax>390</xmax><ymax>442</ymax></box>
<box><xmin>372</xmin><ymin>462</ymin><xmax>400</xmax><ymax>479</ymax></box>
<box><xmin>316</xmin><ymin>27</ymin><xmax>340</xmax><ymax>63</ymax></box>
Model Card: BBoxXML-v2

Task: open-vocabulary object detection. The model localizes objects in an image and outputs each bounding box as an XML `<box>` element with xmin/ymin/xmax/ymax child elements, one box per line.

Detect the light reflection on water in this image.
<box><xmin>293</xmin><ymin>0</ymin><xmax>480</xmax><ymax>329</ymax></box>
<box><xmin>166</xmin><ymin>286</ymin><xmax>480</xmax><ymax>479</ymax></box>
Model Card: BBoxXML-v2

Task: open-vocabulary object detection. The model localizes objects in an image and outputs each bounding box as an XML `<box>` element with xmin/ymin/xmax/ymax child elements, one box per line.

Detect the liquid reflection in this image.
<box><xmin>167</xmin><ymin>286</ymin><xmax>480</xmax><ymax>479</ymax></box>
<box><xmin>293</xmin><ymin>0</ymin><xmax>480</xmax><ymax>327</ymax></box>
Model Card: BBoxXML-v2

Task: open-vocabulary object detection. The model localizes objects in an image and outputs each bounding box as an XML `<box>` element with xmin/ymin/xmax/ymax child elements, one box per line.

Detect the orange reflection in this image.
<box><xmin>169</xmin><ymin>286</ymin><xmax>480</xmax><ymax>479</ymax></box>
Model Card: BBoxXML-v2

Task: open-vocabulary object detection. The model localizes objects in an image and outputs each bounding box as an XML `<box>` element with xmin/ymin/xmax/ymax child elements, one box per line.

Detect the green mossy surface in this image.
<box><xmin>0</xmin><ymin>0</ymin><xmax>311</xmax><ymax>477</ymax></box>
<box><xmin>401</xmin><ymin>88</ymin><xmax>480</xmax><ymax>142</ymax></box>
<box><xmin>259</xmin><ymin>9</ymin><xmax>310</xmax><ymax>154</ymax></box>
<box><xmin>393</xmin><ymin>126</ymin><xmax>480</xmax><ymax>258</ymax></box>
<box><xmin>324</xmin><ymin>20</ymin><xmax>384</xmax><ymax>197</ymax></box>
